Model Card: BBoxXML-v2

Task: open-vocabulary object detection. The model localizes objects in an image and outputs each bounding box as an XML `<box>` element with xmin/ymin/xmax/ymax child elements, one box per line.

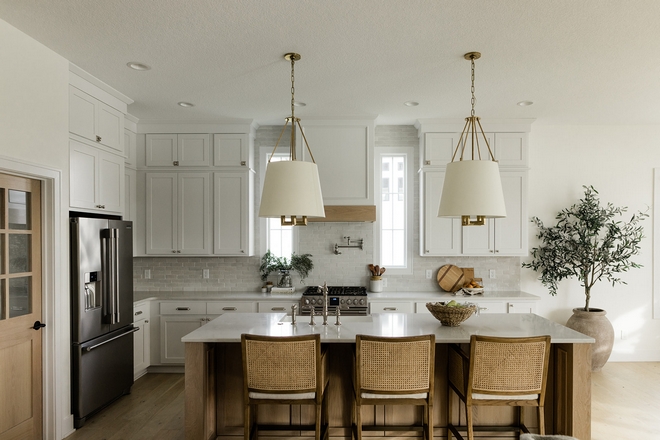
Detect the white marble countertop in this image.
<box><xmin>135</xmin><ymin>290</ymin><xmax>539</xmax><ymax>303</ymax></box>
<box><xmin>181</xmin><ymin>312</ymin><xmax>592</xmax><ymax>344</ymax></box>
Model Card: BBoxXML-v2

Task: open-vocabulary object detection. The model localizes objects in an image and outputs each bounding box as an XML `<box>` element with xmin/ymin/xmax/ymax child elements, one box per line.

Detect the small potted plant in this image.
<box><xmin>522</xmin><ymin>185</ymin><xmax>647</xmax><ymax>371</ymax></box>
<box><xmin>259</xmin><ymin>250</ymin><xmax>314</xmax><ymax>287</ymax></box>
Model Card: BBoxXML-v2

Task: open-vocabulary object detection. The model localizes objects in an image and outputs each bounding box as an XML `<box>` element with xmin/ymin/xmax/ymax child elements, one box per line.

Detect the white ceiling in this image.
<box><xmin>2</xmin><ymin>0</ymin><xmax>660</xmax><ymax>126</ymax></box>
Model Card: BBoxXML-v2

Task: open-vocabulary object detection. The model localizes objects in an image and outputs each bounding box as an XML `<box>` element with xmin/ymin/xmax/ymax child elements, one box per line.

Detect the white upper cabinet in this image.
<box><xmin>213</xmin><ymin>134</ymin><xmax>250</xmax><ymax>167</ymax></box>
<box><xmin>70</xmin><ymin>139</ymin><xmax>124</xmax><ymax>214</ymax></box>
<box><xmin>145</xmin><ymin>134</ymin><xmax>211</xmax><ymax>167</ymax></box>
<box><xmin>145</xmin><ymin>172</ymin><xmax>211</xmax><ymax>255</ymax></box>
<box><xmin>69</xmin><ymin>86</ymin><xmax>124</xmax><ymax>153</ymax></box>
<box><xmin>419</xmin><ymin>121</ymin><xmax>530</xmax><ymax>257</ymax></box>
<box><xmin>213</xmin><ymin>171</ymin><xmax>253</xmax><ymax>256</ymax></box>
<box><xmin>422</xmin><ymin>170</ymin><xmax>461</xmax><ymax>256</ymax></box>
<box><xmin>300</xmin><ymin>122</ymin><xmax>374</xmax><ymax>205</ymax></box>
<box><xmin>124</xmin><ymin>128</ymin><xmax>137</xmax><ymax>167</ymax></box>
<box><xmin>461</xmin><ymin>171</ymin><xmax>528</xmax><ymax>256</ymax></box>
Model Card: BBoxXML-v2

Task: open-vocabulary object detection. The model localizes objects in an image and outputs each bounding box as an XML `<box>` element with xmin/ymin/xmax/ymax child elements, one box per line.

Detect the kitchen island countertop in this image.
<box><xmin>181</xmin><ymin>311</ymin><xmax>592</xmax><ymax>344</ymax></box>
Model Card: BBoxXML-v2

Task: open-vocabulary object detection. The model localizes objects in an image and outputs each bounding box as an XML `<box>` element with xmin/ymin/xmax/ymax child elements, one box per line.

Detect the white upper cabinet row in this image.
<box><xmin>143</xmin><ymin>171</ymin><xmax>253</xmax><ymax>257</ymax></box>
<box><xmin>420</xmin><ymin>129</ymin><xmax>529</xmax><ymax>257</ymax></box>
<box><xmin>145</xmin><ymin>133</ymin><xmax>250</xmax><ymax>168</ymax></box>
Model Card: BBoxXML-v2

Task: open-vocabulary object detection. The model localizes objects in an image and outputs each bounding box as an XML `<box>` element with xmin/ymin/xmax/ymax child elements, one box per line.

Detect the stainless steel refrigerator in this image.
<box><xmin>70</xmin><ymin>216</ymin><xmax>136</xmax><ymax>428</ymax></box>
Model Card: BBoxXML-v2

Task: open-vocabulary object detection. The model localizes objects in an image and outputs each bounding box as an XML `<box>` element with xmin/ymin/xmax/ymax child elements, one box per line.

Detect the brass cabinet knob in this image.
<box><xmin>173</xmin><ymin>160</ymin><xmax>179</xmax><ymax>166</ymax></box>
<box><xmin>96</xmin><ymin>135</ymin><xmax>102</xmax><ymax>142</ymax></box>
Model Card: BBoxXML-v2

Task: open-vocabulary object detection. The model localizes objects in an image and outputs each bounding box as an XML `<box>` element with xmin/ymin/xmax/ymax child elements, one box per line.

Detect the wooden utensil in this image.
<box><xmin>368</xmin><ymin>264</ymin><xmax>375</xmax><ymax>275</ymax></box>
<box><xmin>380</xmin><ymin>267</ymin><xmax>386</xmax><ymax>276</ymax></box>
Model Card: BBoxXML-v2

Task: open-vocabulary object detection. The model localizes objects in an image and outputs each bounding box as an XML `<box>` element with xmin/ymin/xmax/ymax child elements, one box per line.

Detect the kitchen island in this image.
<box><xmin>182</xmin><ymin>312</ymin><xmax>593</xmax><ymax>440</ymax></box>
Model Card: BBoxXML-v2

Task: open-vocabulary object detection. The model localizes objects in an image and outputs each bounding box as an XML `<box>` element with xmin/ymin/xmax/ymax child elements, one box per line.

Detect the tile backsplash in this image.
<box><xmin>134</xmin><ymin>125</ymin><xmax>521</xmax><ymax>292</ymax></box>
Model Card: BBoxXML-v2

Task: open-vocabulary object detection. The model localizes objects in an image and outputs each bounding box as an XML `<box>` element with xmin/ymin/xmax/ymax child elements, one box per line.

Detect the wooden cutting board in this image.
<box><xmin>436</xmin><ymin>264</ymin><xmax>465</xmax><ymax>292</ymax></box>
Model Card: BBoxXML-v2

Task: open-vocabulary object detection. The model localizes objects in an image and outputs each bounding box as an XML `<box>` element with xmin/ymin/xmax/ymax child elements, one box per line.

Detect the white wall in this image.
<box><xmin>0</xmin><ymin>18</ymin><xmax>72</xmax><ymax>439</ymax></box>
<box><xmin>523</xmin><ymin>125</ymin><xmax>660</xmax><ymax>361</ymax></box>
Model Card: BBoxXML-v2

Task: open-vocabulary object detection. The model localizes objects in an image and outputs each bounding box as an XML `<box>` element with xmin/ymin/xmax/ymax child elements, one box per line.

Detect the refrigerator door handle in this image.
<box><xmin>101</xmin><ymin>228</ymin><xmax>120</xmax><ymax>324</ymax></box>
<box><xmin>84</xmin><ymin>326</ymin><xmax>139</xmax><ymax>352</ymax></box>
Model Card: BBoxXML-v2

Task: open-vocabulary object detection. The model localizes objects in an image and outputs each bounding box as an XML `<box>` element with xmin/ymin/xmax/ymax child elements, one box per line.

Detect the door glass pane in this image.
<box><xmin>9</xmin><ymin>234</ymin><xmax>31</xmax><ymax>273</ymax></box>
<box><xmin>8</xmin><ymin>190</ymin><xmax>29</xmax><ymax>230</ymax></box>
<box><xmin>0</xmin><ymin>280</ymin><xmax>5</xmax><ymax>320</ymax></box>
<box><xmin>0</xmin><ymin>235</ymin><xmax>5</xmax><ymax>275</ymax></box>
<box><xmin>9</xmin><ymin>276</ymin><xmax>31</xmax><ymax>318</ymax></box>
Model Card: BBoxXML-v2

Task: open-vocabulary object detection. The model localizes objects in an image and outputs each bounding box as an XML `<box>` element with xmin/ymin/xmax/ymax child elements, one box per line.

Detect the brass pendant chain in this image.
<box><xmin>290</xmin><ymin>56</ymin><xmax>296</xmax><ymax>120</ymax></box>
<box><xmin>470</xmin><ymin>55</ymin><xmax>476</xmax><ymax>118</ymax></box>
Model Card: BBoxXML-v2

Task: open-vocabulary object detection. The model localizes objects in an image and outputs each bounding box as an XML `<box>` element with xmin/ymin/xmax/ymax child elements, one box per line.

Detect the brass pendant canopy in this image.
<box><xmin>437</xmin><ymin>52</ymin><xmax>507</xmax><ymax>226</ymax></box>
<box><xmin>259</xmin><ymin>53</ymin><xmax>325</xmax><ymax>226</ymax></box>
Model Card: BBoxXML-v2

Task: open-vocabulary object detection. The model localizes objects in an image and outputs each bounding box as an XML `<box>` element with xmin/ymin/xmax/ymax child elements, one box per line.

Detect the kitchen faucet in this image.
<box><xmin>321</xmin><ymin>282</ymin><xmax>329</xmax><ymax>325</ymax></box>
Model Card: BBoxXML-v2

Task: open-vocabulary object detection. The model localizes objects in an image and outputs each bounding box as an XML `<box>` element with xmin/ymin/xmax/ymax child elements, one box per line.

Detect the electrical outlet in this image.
<box><xmin>203</xmin><ymin>269</ymin><xmax>210</xmax><ymax>279</ymax></box>
<box><xmin>426</xmin><ymin>269</ymin><xmax>432</xmax><ymax>279</ymax></box>
<box><xmin>382</xmin><ymin>278</ymin><xmax>388</xmax><ymax>287</ymax></box>
<box><xmin>489</xmin><ymin>269</ymin><xmax>496</xmax><ymax>279</ymax></box>
<box><xmin>144</xmin><ymin>269</ymin><xmax>151</xmax><ymax>279</ymax></box>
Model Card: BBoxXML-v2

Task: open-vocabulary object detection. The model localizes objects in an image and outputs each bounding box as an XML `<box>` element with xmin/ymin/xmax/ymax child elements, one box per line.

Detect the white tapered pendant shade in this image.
<box><xmin>259</xmin><ymin>160</ymin><xmax>325</xmax><ymax>219</ymax></box>
<box><xmin>438</xmin><ymin>160</ymin><xmax>506</xmax><ymax>218</ymax></box>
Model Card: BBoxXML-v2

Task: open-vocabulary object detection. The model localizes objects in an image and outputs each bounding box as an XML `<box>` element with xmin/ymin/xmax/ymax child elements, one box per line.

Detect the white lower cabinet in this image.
<box><xmin>370</xmin><ymin>302</ymin><xmax>414</xmax><ymax>313</ymax></box>
<box><xmin>159</xmin><ymin>301</ymin><xmax>256</xmax><ymax>364</ymax></box>
<box><xmin>258</xmin><ymin>301</ymin><xmax>299</xmax><ymax>314</ymax></box>
<box><xmin>415</xmin><ymin>300</ymin><xmax>535</xmax><ymax>315</ymax></box>
<box><xmin>133</xmin><ymin>302</ymin><xmax>150</xmax><ymax>379</ymax></box>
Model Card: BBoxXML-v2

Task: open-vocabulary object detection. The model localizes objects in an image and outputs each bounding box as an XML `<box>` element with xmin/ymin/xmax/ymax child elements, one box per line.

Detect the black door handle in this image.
<box><xmin>32</xmin><ymin>321</ymin><xmax>46</xmax><ymax>330</ymax></box>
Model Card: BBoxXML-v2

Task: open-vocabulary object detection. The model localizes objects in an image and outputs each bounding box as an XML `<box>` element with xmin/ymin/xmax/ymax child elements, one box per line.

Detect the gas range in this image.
<box><xmin>300</xmin><ymin>286</ymin><xmax>368</xmax><ymax>316</ymax></box>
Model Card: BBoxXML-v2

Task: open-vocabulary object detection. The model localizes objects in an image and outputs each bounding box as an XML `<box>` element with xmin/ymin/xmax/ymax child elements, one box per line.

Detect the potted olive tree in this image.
<box><xmin>522</xmin><ymin>186</ymin><xmax>647</xmax><ymax>371</ymax></box>
<box><xmin>259</xmin><ymin>250</ymin><xmax>314</xmax><ymax>287</ymax></box>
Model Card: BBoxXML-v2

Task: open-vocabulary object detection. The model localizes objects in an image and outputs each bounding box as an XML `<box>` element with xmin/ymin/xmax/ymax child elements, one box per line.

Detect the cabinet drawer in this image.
<box><xmin>258</xmin><ymin>301</ymin><xmax>298</xmax><ymax>314</ymax></box>
<box><xmin>160</xmin><ymin>301</ymin><xmax>206</xmax><ymax>315</ymax></box>
<box><xmin>507</xmin><ymin>301</ymin><xmax>537</xmax><ymax>314</ymax></box>
<box><xmin>206</xmin><ymin>302</ymin><xmax>255</xmax><ymax>314</ymax></box>
<box><xmin>133</xmin><ymin>302</ymin><xmax>150</xmax><ymax>319</ymax></box>
<box><xmin>370</xmin><ymin>302</ymin><xmax>413</xmax><ymax>313</ymax></box>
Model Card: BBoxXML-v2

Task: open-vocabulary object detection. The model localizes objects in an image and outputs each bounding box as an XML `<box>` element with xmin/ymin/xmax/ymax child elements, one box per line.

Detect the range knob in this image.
<box><xmin>359</xmin><ymin>299</ymin><xmax>365</xmax><ymax>305</ymax></box>
<box><xmin>340</xmin><ymin>299</ymin><xmax>346</xmax><ymax>304</ymax></box>
<box><xmin>303</xmin><ymin>298</ymin><xmax>310</xmax><ymax>305</ymax></box>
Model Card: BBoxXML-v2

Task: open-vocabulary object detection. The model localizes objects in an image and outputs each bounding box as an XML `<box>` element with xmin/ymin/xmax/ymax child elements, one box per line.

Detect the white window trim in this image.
<box><xmin>258</xmin><ymin>146</ymin><xmax>299</xmax><ymax>257</ymax></box>
<box><xmin>374</xmin><ymin>146</ymin><xmax>414</xmax><ymax>275</ymax></box>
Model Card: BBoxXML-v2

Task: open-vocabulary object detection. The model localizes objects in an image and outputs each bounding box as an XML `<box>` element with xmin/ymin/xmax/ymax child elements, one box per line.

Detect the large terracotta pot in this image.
<box><xmin>565</xmin><ymin>308</ymin><xmax>614</xmax><ymax>372</ymax></box>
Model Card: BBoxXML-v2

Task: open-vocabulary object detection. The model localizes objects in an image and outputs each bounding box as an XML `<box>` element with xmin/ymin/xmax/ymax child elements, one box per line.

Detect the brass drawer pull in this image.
<box><xmin>222</xmin><ymin>307</ymin><xmax>237</xmax><ymax>311</ymax></box>
<box><xmin>175</xmin><ymin>307</ymin><xmax>191</xmax><ymax>311</ymax></box>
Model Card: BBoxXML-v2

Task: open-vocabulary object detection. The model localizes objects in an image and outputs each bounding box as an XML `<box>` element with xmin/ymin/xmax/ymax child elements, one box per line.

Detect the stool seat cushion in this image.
<box><xmin>361</xmin><ymin>392</ymin><xmax>428</xmax><ymax>399</ymax></box>
<box><xmin>472</xmin><ymin>392</ymin><xmax>538</xmax><ymax>400</ymax></box>
<box><xmin>249</xmin><ymin>391</ymin><xmax>316</xmax><ymax>400</ymax></box>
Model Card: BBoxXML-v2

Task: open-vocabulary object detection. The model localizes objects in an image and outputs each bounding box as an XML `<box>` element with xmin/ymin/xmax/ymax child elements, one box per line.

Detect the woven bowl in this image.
<box><xmin>426</xmin><ymin>302</ymin><xmax>477</xmax><ymax>327</ymax></box>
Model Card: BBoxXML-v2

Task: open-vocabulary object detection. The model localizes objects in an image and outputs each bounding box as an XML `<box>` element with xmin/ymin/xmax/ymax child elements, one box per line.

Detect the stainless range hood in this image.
<box><xmin>306</xmin><ymin>205</ymin><xmax>376</xmax><ymax>223</ymax></box>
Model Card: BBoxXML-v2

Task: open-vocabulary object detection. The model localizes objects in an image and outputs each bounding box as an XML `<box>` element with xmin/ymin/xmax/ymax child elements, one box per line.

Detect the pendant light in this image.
<box><xmin>437</xmin><ymin>52</ymin><xmax>506</xmax><ymax>226</ymax></box>
<box><xmin>259</xmin><ymin>53</ymin><xmax>325</xmax><ymax>226</ymax></box>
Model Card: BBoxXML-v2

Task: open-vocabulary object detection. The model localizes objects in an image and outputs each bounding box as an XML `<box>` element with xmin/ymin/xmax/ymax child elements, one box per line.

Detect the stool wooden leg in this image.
<box><xmin>466</xmin><ymin>405</ymin><xmax>474</xmax><ymax>440</ymax></box>
<box><xmin>427</xmin><ymin>403</ymin><xmax>433</xmax><ymax>440</ymax></box>
<box><xmin>538</xmin><ymin>405</ymin><xmax>545</xmax><ymax>435</ymax></box>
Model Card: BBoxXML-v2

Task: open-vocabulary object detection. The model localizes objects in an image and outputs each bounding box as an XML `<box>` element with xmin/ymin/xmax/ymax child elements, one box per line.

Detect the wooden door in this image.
<box><xmin>0</xmin><ymin>174</ymin><xmax>43</xmax><ymax>440</ymax></box>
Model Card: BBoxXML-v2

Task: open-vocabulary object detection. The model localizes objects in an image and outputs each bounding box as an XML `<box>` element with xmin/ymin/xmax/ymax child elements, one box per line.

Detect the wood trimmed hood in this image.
<box><xmin>307</xmin><ymin>205</ymin><xmax>376</xmax><ymax>223</ymax></box>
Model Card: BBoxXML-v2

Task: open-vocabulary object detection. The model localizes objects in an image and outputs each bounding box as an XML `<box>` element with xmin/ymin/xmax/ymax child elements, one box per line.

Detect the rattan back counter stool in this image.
<box><xmin>241</xmin><ymin>333</ymin><xmax>329</xmax><ymax>440</ymax></box>
<box><xmin>447</xmin><ymin>335</ymin><xmax>551</xmax><ymax>440</ymax></box>
<box><xmin>353</xmin><ymin>334</ymin><xmax>436</xmax><ymax>440</ymax></box>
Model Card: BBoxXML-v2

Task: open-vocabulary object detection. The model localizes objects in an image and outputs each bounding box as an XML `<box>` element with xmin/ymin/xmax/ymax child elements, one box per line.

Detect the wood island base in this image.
<box><xmin>184</xmin><ymin>341</ymin><xmax>591</xmax><ymax>440</ymax></box>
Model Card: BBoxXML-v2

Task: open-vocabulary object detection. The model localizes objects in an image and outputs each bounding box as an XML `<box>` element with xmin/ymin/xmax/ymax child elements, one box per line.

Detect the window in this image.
<box><xmin>260</xmin><ymin>149</ymin><xmax>295</xmax><ymax>259</ymax></box>
<box><xmin>375</xmin><ymin>147</ymin><xmax>413</xmax><ymax>273</ymax></box>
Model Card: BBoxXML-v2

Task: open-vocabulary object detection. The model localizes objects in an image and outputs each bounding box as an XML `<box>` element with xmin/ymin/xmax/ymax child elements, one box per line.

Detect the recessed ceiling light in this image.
<box><xmin>293</xmin><ymin>101</ymin><xmax>306</xmax><ymax>107</ymax></box>
<box><xmin>517</xmin><ymin>101</ymin><xmax>534</xmax><ymax>106</ymax></box>
<box><xmin>126</xmin><ymin>62</ymin><xmax>151</xmax><ymax>71</ymax></box>
<box><xmin>177</xmin><ymin>102</ymin><xmax>194</xmax><ymax>108</ymax></box>
<box><xmin>404</xmin><ymin>101</ymin><xmax>419</xmax><ymax>107</ymax></box>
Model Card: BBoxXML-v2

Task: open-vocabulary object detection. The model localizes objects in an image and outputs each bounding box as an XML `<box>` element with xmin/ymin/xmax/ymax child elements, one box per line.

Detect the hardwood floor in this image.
<box><xmin>65</xmin><ymin>373</ymin><xmax>185</xmax><ymax>440</ymax></box>
<box><xmin>66</xmin><ymin>363</ymin><xmax>660</xmax><ymax>440</ymax></box>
